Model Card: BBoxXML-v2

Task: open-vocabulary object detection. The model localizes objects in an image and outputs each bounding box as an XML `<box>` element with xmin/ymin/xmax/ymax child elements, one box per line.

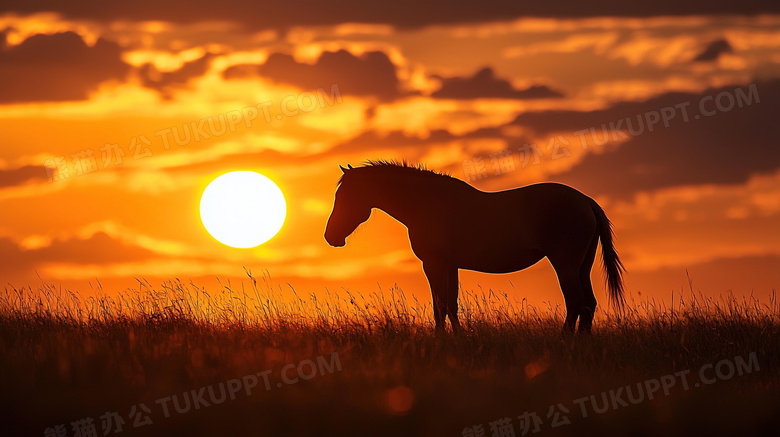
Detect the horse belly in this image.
<box><xmin>456</xmin><ymin>243</ymin><xmax>545</xmax><ymax>274</ymax></box>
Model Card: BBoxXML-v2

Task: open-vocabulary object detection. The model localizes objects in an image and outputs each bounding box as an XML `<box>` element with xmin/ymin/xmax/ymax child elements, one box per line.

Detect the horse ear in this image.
<box><xmin>347</xmin><ymin>164</ymin><xmax>353</xmax><ymax>169</ymax></box>
<box><xmin>339</xmin><ymin>165</ymin><xmax>347</xmax><ymax>173</ymax></box>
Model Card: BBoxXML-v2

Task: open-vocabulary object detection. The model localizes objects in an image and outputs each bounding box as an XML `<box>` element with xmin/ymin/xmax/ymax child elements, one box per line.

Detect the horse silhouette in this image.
<box><xmin>324</xmin><ymin>161</ymin><xmax>625</xmax><ymax>333</ymax></box>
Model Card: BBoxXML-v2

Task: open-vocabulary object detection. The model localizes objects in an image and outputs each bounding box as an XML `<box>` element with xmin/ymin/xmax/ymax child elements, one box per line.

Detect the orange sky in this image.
<box><xmin>1</xmin><ymin>5</ymin><xmax>779</xmax><ymax>308</ymax></box>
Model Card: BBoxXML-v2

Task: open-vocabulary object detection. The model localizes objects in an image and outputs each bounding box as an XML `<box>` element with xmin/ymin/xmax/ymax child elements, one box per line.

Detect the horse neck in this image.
<box><xmin>365</xmin><ymin>173</ymin><xmax>438</xmax><ymax>226</ymax></box>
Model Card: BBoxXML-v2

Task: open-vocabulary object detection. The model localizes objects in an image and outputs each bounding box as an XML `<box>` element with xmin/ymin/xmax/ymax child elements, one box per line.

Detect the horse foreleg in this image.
<box><xmin>446</xmin><ymin>268</ymin><xmax>461</xmax><ymax>334</ymax></box>
<box><xmin>423</xmin><ymin>261</ymin><xmax>452</xmax><ymax>332</ymax></box>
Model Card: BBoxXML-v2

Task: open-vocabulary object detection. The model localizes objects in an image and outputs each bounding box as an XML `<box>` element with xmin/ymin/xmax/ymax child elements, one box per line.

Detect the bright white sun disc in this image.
<box><xmin>200</xmin><ymin>171</ymin><xmax>287</xmax><ymax>248</ymax></box>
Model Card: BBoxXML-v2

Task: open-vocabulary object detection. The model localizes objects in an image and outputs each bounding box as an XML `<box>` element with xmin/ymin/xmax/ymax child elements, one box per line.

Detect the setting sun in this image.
<box><xmin>200</xmin><ymin>171</ymin><xmax>287</xmax><ymax>248</ymax></box>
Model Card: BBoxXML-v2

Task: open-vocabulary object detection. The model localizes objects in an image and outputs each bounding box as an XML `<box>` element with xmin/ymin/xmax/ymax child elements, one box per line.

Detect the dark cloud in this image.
<box><xmin>1</xmin><ymin>1</ymin><xmax>779</xmax><ymax>30</ymax></box>
<box><xmin>0</xmin><ymin>232</ymin><xmax>157</xmax><ymax>275</ymax></box>
<box><xmin>167</xmin><ymin>80</ymin><xmax>779</xmax><ymax>201</ymax></box>
<box><xmin>0</xmin><ymin>165</ymin><xmax>48</xmax><ymax>188</ymax></box>
<box><xmin>431</xmin><ymin>67</ymin><xmax>563</xmax><ymax>100</ymax></box>
<box><xmin>629</xmin><ymin>254</ymin><xmax>780</xmax><ymax>295</ymax></box>
<box><xmin>140</xmin><ymin>53</ymin><xmax>214</xmax><ymax>97</ymax></box>
<box><xmin>163</xmin><ymin>124</ymin><xmax>505</xmax><ymax>175</ymax></box>
<box><xmin>222</xmin><ymin>64</ymin><xmax>258</xmax><ymax>80</ymax></box>
<box><xmin>224</xmin><ymin>50</ymin><xmax>404</xmax><ymax>101</ymax></box>
<box><xmin>35</xmin><ymin>233</ymin><xmax>157</xmax><ymax>264</ymax></box>
<box><xmin>328</xmin><ymin>129</ymin><xmax>458</xmax><ymax>155</ymax></box>
<box><xmin>693</xmin><ymin>39</ymin><xmax>732</xmax><ymax>62</ymax></box>
<box><xmin>511</xmin><ymin>81</ymin><xmax>780</xmax><ymax>197</ymax></box>
<box><xmin>0</xmin><ymin>32</ymin><xmax>130</xmax><ymax>103</ymax></box>
<box><xmin>328</xmin><ymin>127</ymin><xmax>509</xmax><ymax>159</ymax></box>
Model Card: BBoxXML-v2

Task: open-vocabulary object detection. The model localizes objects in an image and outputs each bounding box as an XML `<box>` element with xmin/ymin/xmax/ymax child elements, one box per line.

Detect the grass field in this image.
<box><xmin>1</xmin><ymin>273</ymin><xmax>778</xmax><ymax>437</ymax></box>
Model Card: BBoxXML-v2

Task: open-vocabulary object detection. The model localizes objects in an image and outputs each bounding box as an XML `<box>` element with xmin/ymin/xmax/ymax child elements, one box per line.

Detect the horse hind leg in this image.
<box><xmin>578</xmin><ymin>232</ymin><xmax>600</xmax><ymax>333</ymax></box>
<box><xmin>550</xmin><ymin>257</ymin><xmax>585</xmax><ymax>333</ymax></box>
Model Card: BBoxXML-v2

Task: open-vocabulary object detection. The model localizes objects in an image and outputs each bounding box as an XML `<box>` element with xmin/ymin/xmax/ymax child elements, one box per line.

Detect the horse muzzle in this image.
<box><xmin>324</xmin><ymin>233</ymin><xmax>346</xmax><ymax>247</ymax></box>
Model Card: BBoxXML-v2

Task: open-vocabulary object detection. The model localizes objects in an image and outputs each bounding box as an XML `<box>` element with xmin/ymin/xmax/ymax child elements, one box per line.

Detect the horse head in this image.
<box><xmin>324</xmin><ymin>165</ymin><xmax>371</xmax><ymax>247</ymax></box>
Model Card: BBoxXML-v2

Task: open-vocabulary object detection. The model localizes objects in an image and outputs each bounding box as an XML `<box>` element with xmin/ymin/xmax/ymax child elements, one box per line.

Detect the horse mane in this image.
<box><xmin>339</xmin><ymin>159</ymin><xmax>453</xmax><ymax>185</ymax></box>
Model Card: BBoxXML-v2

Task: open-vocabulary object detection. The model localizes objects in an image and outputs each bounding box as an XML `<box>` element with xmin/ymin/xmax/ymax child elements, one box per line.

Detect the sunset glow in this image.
<box><xmin>0</xmin><ymin>5</ymin><xmax>777</xmax><ymax>307</ymax></box>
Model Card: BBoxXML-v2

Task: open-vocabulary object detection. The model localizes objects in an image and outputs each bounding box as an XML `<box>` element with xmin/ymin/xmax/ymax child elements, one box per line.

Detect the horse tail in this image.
<box><xmin>590</xmin><ymin>199</ymin><xmax>626</xmax><ymax>312</ymax></box>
